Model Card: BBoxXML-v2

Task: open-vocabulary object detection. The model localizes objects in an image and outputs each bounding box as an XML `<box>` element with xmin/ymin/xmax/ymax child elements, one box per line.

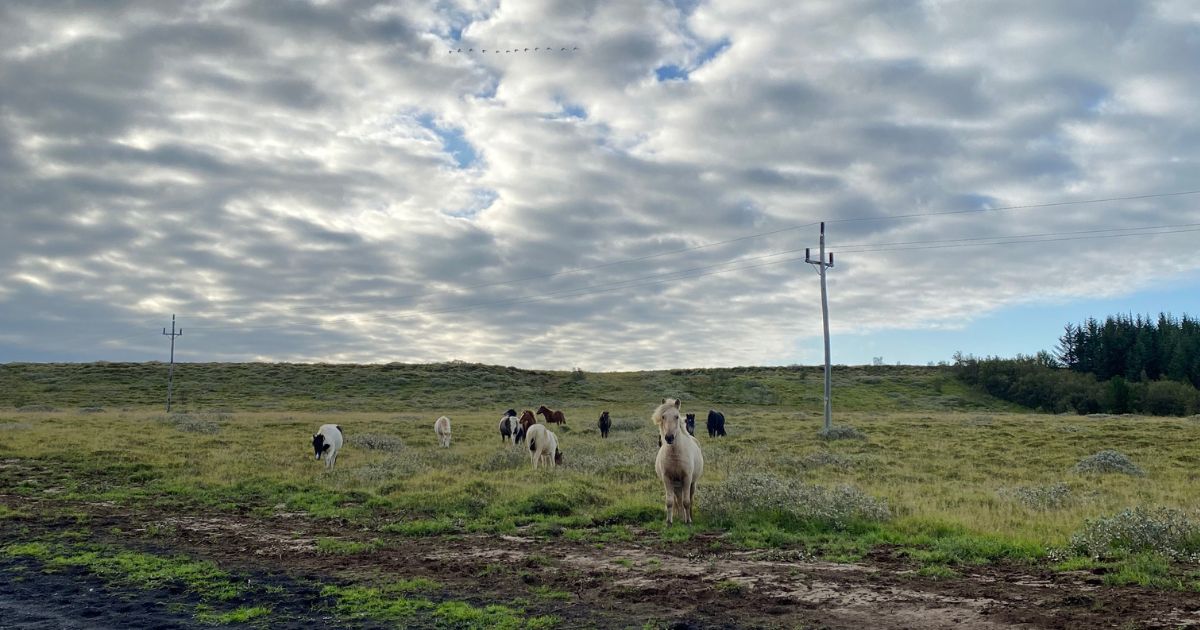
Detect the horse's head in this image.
<box><xmin>520</xmin><ymin>410</ymin><xmax>536</xmax><ymax>426</ymax></box>
<box><xmin>536</xmin><ymin>405</ymin><xmax>550</xmax><ymax>416</ymax></box>
<box><xmin>505</xmin><ymin>408</ymin><xmax>517</xmax><ymax>417</ymax></box>
<box><xmin>685</xmin><ymin>413</ymin><xmax>696</xmax><ymax>436</ymax></box>
<box><xmin>654</xmin><ymin>400</ymin><xmax>683</xmax><ymax>445</ymax></box>
<box><xmin>554</xmin><ymin>449</ymin><xmax>563</xmax><ymax>466</ymax></box>
<box><xmin>599</xmin><ymin>411</ymin><xmax>609</xmax><ymax>421</ymax></box>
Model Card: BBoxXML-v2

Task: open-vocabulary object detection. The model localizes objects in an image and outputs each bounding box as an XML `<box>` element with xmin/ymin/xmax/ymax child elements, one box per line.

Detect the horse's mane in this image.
<box><xmin>653</xmin><ymin>399</ymin><xmax>680</xmax><ymax>426</ymax></box>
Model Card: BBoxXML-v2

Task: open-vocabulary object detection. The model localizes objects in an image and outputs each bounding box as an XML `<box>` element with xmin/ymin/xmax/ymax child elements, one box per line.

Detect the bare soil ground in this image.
<box><xmin>4</xmin><ymin>491</ymin><xmax>1200</xmax><ymax>629</ymax></box>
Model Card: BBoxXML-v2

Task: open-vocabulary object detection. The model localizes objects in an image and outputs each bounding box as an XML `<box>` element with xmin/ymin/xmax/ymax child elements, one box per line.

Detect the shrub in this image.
<box><xmin>999</xmin><ymin>483</ymin><xmax>1072</xmax><ymax>510</ymax></box>
<box><xmin>348</xmin><ymin>433</ymin><xmax>405</xmax><ymax>452</ymax></box>
<box><xmin>607</xmin><ymin>417</ymin><xmax>643</xmax><ymax>433</ymax></box>
<box><xmin>477</xmin><ymin>448</ymin><xmax>526</xmax><ymax>472</ymax></box>
<box><xmin>801</xmin><ymin>450</ymin><xmax>853</xmax><ymax>470</ymax></box>
<box><xmin>706</xmin><ymin>473</ymin><xmax>890</xmax><ymax>530</ymax></box>
<box><xmin>157</xmin><ymin>413</ymin><xmax>224</xmax><ymax>434</ymax></box>
<box><xmin>818</xmin><ymin>425</ymin><xmax>866</xmax><ymax>441</ymax></box>
<box><xmin>1073</xmin><ymin>450</ymin><xmax>1145</xmax><ymax>476</ymax></box>
<box><xmin>1070</xmin><ymin>507</ymin><xmax>1200</xmax><ymax>560</ymax></box>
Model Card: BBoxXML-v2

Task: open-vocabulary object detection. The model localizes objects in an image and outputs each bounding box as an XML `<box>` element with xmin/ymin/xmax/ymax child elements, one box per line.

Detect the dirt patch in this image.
<box><xmin>5</xmin><ymin>492</ymin><xmax>1200</xmax><ymax>628</ymax></box>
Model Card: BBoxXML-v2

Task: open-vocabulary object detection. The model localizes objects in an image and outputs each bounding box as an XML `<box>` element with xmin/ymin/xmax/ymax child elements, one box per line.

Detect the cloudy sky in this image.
<box><xmin>1</xmin><ymin>0</ymin><xmax>1199</xmax><ymax>370</ymax></box>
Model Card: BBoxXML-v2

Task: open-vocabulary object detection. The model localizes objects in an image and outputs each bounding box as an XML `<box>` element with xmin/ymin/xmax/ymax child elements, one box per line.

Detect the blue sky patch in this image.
<box><xmin>655</xmin><ymin>64</ymin><xmax>689</xmax><ymax>82</ymax></box>
<box><xmin>561</xmin><ymin>103</ymin><xmax>587</xmax><ymax>119</ymax></box>
<box><xmin>417</xmin><ymin>113</ymin><xmax>478</xmax><ymax>168</ymax></box>
<box><xmin>697</xmin><ymin>38</ymin><xmax>730</xmax><ymax>67</ymax></box>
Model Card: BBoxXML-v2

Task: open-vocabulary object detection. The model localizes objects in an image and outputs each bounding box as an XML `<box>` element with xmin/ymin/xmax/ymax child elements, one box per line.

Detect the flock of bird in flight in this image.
<box><xmin>448</xmin><ymin>47</ymin><xmax>580</xmax><ymax>54</ymax></box>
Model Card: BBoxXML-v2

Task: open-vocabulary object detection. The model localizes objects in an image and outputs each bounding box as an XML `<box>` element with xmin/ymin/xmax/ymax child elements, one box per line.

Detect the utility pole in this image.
<box><xmin>162</xmin><ymin>314</ymin><xmax>182</xmax><ymax>412</ymax></box>
<box><xmin>805</xmin><ymin>222</ymin><xmax>835</xmax><ymax>432</ymax></box>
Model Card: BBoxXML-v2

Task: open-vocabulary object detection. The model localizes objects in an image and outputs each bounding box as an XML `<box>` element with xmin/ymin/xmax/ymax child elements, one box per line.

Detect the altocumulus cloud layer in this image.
<box><xmin>1</xmin><ymin>0</ymin><xmax>1198</xmax><ymax>369</ymax></box>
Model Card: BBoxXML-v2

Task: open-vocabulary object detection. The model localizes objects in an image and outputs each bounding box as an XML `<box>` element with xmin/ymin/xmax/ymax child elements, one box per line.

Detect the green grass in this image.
<box><xmin>1</xmin><ymin>536</ymin><xmax>549</xmax><ymax>627</ymax></box>
<box><xmin>5</xmin><ymin>361</ymin><xmax>1200</xmax><ymax>584</ymax></box>
<box><xmin>196</xmin><ymin>605</ymin><xmax>272</xmax><ymax>625</ymax></box>
<box><xmin>315</xmin><ymin>537</ymin><xmax>381</xmax><ymax>555</ymax></box>
<box><xmin>0</xmin><ymin>505</ymin><xmax>29</xmax><ymax>519</ymax></box>
<box><xmin>321</xmin><ymin>584</ymin><xmax>557</xmax><ymax>629</ymax></box>
<box><xmin>0</xmin><ymin>362</ymin><xmax>1004</xmax><ymax>411</ymax></box>
<box><xmin>1</xmin><ymin>541</ymin><xmax>246</xmax><ymax>601</ymax></box>
<box><xmin>915</xmin><ymin>564</ymin><xmax>960</xmax><ymax>579</ymax></box>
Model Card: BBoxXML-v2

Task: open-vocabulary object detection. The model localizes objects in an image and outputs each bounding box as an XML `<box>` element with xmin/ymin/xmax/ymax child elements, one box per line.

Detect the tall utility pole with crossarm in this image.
<box><xmin>162</xmin><ymin>314</ymin><xmax>182</xmax><ymax>412</ymax></box>
<box><xmin>805</xmin><ymin>222</ymin><xmax>835</xmax><ymax>432</ymax></box>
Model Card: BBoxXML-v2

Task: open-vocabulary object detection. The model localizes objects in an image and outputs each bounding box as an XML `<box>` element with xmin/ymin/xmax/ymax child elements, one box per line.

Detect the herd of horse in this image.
<box><xmin>495</xmin><ymin>400</ymin><xmax>727</xmax><ymax>524</ymax></box>
<box><xmin>314</xmin><ymin>400</ymin><xmax>728</xmax><ymax>525</ymax></box>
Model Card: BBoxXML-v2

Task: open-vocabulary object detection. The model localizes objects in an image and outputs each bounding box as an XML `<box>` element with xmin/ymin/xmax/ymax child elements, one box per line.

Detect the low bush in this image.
<box><xmin>348</xmin><ymin>434</ymin><xmax>405</xmax><ymax>452</ymax></box>
<box><xmin>1073</xmin><ymin>450</ymin><xmax>1144</xmax><ymax>476</ymax></box>
<box><xmin>477</xmin><ymin>448</ymin><xmax>526</xmax><ymax>472</ymax></box>
<box><xmin>818</xmin><ymin>425</ymin><xmax>866</xmax><ymax>441</ymax></box>
<box><xmin>706</xmin><ymin>473</ymin><xmax>890</xmax><ymax>530</ymax></box>
<box><xmin>999</xmin><ymin>482</ymin><xmax>1072</xmax><ymax>510</ymax></box>
<box><xmin>1070</xmin><ymin>507</ymin><xmax>1200</xmax><ymax>560</ymax></box>
<box><xmin>157</xmin><ymin>413</ymin><xmax>225</xmax><ymax>434</ymax></box>
<box><xmin>802</xmin><ymin>450</ymin><xmax>853</xmax><ymax>470</ymax></box>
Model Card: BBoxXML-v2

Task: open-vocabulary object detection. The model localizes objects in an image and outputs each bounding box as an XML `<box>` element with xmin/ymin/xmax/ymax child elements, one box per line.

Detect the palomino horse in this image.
<box><xmin>653</xmin><ymin>398</ymin><xmax>704</xmax><ymax>525</ymax></box>
<box><xmin>536</xmin><ymin>405</ymin><xmax>567</xmax><ymax>425</ymax></box>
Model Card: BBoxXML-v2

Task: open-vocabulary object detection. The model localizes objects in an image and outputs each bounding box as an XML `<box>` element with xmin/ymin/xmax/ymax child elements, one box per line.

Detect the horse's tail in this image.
<box><xmin>529</xmin><ymin>437</ymin><xmax>537</xmax><ymax>452</ymax></box>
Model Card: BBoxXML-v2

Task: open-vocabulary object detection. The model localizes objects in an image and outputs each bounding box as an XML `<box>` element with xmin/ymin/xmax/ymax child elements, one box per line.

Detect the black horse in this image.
<box><xmin>598</xmin><ymin>411</ymin><xmax>611</xmax><ymax>438</ymax></box>
<box><xmin>706</xmin><ymin>410</ymin><xmax>726</xmax><ymax>437</ymax></box>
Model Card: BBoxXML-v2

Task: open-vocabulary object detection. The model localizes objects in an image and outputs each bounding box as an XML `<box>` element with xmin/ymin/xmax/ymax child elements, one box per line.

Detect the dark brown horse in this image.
<box><xmin>598</xmin><ymin>410</ymin><xmax>611</xmax><ymax>438</ymax></box>
<box><xmin>515</xmin><ymin>409</ymin><xmax>537</xmax><ymax>444</ymax></box>
<box><xmin>537</xmin><ymin>405</ymin><xmax>567</xmax><ymax>425</ymax></box>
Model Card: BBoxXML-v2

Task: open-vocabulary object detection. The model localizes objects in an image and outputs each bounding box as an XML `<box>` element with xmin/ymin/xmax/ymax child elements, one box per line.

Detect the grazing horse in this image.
<box><xmin>537</xmin><ymin>405</ymin><xmax>567</xmax><ymax>425</ymax></box>
<box><xmin>499</xmin><ymin>409</ymin><xmax>519</xmax><ymax>443</ymax></box>
<box><xmin>654</xmin><ymin>398</ymin><xmax>704</xmax><ymax>526</ymax></box>
<box><xmin>598</xmin><ymin>411</ymin><xmax>611</xmax><ymax>438</ymax></box>
<box><xmin>706</xmin><ymin>409</ymin><xmax>726</xmax><ymax>437</ymax></box>
<box><xmin>684</xmin><ymin>413</ymin><xmax>696</xmax><ymax>437</ymax></box>
<box><xmin>434</xmin><ymin>416</ymin><xmax>452</xmax><ymax>448</ymax></box>
<box><xmin>515</xmin><ymin>409</ymin><xmax>537</xmax><ymax>444</ymax></box>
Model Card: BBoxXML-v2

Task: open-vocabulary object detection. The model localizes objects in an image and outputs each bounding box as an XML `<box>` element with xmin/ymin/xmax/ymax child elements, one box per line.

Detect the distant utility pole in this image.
<box><xmin>806</xmin><ymin>222</ymin><xmax>835</xmax><ymax>432</ymax></box>
<box><xmin>162</xmin><ymin>314</ymin><xmax>182</xmax><ymax>412</ymax></box>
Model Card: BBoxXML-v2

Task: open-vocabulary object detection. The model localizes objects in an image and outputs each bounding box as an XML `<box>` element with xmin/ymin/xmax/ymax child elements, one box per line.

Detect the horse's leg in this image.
<box><xmin>662</xmin><ymin>478</ymin><xmax>676</xmax><ymax>526</ymax></box>
<box><xmin>681</xmin><ymin>475</ymin><xmax>694</xmax><ymax>525</ymax></box>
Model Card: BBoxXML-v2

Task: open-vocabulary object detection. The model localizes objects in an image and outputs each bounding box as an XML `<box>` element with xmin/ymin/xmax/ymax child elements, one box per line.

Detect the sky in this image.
<box><xmin>1</xmin><ymin>0</ymin><xmax>1199</xmax><ymax>371</ymax></box>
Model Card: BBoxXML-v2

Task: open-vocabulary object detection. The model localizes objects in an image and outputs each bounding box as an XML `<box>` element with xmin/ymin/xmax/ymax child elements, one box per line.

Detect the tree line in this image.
<box><xmin>953</xmin><ymin>313</ymin><xmax>1200</xmax><ymax>416</ymax></box>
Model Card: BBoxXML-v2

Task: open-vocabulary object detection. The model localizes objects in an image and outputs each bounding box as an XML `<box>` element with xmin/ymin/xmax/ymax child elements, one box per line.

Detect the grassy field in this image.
<box><xmin>3</xmin><ymin>362</ymin><xmax>1200</xmax><ymax>626</ymax></box>
<box><xmin>0</xmin><ymin>361</ymin><xmax>1009</xmax><ymax>411</ymax></box>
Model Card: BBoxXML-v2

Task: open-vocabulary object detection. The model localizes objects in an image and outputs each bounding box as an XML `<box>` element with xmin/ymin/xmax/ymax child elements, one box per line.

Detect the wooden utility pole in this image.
<box><xmin>805</xmin><ymin>223</ymin><xmax>835</xmax><ymax>432</ymax></box>
<box><xmin>162</xmin><ymin>314</ymin><xmax>182</xmax><ymax>412</ymax></box>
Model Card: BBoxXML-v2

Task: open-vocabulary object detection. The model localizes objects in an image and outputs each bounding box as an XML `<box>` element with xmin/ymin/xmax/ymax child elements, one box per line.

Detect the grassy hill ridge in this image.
<box><xmin>1</xmin><ymin>361</ymin><xmax>1014</xmax><ymax>412</ymax></box>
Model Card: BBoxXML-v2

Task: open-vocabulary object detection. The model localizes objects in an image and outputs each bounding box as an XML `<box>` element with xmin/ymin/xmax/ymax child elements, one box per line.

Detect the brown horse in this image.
<box><xmin>537</xmin><ymin>405</ymin><xmax>567</xmax><ymax>425</ymax></box>
<box><xmin>515</xmin><ymin>409</ymin><xmax>537</xmax><ymax>444</ymax></box>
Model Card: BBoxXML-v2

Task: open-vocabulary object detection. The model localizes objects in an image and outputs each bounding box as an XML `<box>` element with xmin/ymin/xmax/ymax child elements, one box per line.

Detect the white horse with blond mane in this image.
<box><xmin>653</xmin><ymin>397</ymin><xmax>704</xmax><ymax>525</ymax></box>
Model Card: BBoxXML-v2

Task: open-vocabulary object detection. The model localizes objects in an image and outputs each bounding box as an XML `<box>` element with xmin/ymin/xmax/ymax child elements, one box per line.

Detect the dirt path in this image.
<box><xmin>4</xmin><ymin>493</ymin><xmax>1200</xmax><ymax>628</ymax></box>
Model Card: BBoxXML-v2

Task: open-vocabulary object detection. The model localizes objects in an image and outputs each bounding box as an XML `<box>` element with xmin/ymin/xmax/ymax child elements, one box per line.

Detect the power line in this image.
<box><xmin>836</xmin><ymin>221</ymin><xmax>1200</xmax><ymax>252</ymax></box>
<box><xmin>826</xmin><ymin>189</ymin><xmax>1200</xmax><ymax>226</ymax></box>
